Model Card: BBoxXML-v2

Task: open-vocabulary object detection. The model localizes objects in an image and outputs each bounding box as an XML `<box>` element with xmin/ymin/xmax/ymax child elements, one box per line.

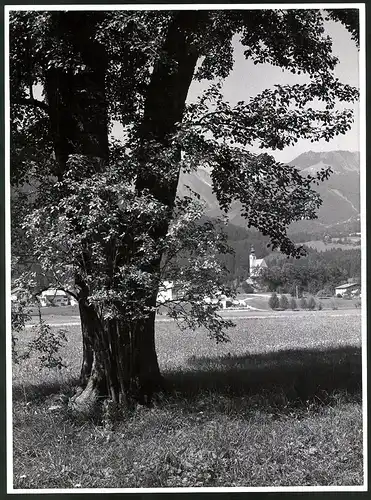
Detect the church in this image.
<box><xmin>246</xmin><ymin>246</ymin><xmax>267</xmax><ymax>285</ymax></box>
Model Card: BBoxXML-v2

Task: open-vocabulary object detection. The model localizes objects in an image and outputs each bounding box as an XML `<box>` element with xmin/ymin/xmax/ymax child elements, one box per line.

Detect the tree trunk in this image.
<box><xmin>44</xmin><ymin>11</ymin><xmax>109</xmax><ymax>173</ymax></box>
<box><xmin>70</xmin><ymin>301</ymin><xmax>163</xmax><ymax>416</ymax></box>
<box><xmin>43</xmin><ymin>12</ymin><xmax>112</xmax><ymax>414</ymax></box>
<box><xmin>136</xmin><ymin>11</ymin><xmax>205</xmax><ymax>204</ymax></box>
<box><xmin>78</xmin><ymin>301</ymin><xmax>93</xmax><ymax>388</ymax></box>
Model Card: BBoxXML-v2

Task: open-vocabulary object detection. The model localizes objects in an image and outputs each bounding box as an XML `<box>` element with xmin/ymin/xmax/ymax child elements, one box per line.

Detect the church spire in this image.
<box><xmin>249</xmin><ymin>245</ymin><xmax>257</xmax><ymax>277</ymax></box>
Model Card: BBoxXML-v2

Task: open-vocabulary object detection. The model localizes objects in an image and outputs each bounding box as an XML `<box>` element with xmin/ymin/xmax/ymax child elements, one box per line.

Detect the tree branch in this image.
<box><xmin>190</xmin><ymin>110</ymin><xmax>227</xmax><ymax>127</ymax></box>
<box><xmin>13</xmin><ymin>98</ymin><xmax>49</xmax><ymax>112</ymax></box>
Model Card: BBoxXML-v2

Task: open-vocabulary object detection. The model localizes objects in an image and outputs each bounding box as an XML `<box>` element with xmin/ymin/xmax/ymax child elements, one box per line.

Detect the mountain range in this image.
<box><xmin>177</xmin><ymin>150</ymin><xmax>361</xmax><ymax>236</ymax></box>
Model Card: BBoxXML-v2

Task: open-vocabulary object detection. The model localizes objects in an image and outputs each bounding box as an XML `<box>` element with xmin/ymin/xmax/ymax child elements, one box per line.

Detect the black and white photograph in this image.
<box><xmin>6</xmin><ymin>3</ymin><xmax>366</xmax><ymax>493</ymax></box>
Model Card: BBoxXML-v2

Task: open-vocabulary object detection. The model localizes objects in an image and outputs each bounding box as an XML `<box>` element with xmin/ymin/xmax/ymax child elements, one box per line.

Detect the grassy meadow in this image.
<box><xmin>12</xmin><ymin>310</ymin><xmax>363</xmax><ymax>489</ymax></box>
<box><xmin>303</xmin><ymin>240</ymin><xmax>361</xmax><ymax>252</ymax></box>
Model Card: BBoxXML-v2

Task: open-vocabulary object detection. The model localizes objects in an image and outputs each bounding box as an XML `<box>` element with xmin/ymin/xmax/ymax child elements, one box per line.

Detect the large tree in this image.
<box><xmin>10</xmin><ymin>8</ymin><xmax>359</xmax><ymax>415</ymax></box>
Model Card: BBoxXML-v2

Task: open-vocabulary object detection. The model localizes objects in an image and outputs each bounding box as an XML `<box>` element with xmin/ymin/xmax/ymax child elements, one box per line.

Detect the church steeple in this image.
<box><xmin>249</xmin><ymin>245</ymin><xmax>256</xmax><ymax>275</ymax></box>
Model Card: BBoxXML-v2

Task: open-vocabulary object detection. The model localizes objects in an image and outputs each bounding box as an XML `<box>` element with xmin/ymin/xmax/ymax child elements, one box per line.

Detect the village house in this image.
<box><xmin>69</xmin><ymin>296</ymin><xmax>79</xmax><ymax>306</ymax></box>
<box><xmin>335</xmin><ymin>282</ymin><xmax>361</xmax><ymax>297</ymax></box>
<box><xmin>38</xmin><ymin>289</ymin><xmax>69</xmax><ymax>307</ymax></box>
<box><xmin>157</xmin><ymin>281</ymin><xmax>173</xmax><ymax>304</ymax></box>
<box><xmin>203</xmin><ymin>293</ymin><xmax>229</xmax><ymax>310</ymax></box>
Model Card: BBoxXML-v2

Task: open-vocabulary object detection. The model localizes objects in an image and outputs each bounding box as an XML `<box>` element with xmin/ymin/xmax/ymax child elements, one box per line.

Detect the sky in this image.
<box><xmin>186</xmin><ymin>17</ymin><xmax>360</xmax><ymax>163</ymax></box>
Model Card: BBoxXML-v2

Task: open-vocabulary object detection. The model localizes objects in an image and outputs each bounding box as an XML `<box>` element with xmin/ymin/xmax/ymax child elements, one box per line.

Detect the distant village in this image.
<box><xmin>11</xmin><ymin>246</ymin><xmax>361</xmax><ymax>311</ymax></box>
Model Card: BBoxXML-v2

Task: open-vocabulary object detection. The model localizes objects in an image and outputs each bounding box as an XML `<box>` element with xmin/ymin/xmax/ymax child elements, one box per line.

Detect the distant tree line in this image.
<box><xmin>257</xmin><ymin>247</ymin><xmax>361</xmax><ymax>295</ymax></box>
<box><xmin>208</xmin><ymin>221</ymin><xmax>361</xmax><ymax>293</ymax></box>
<box><xmin>289</xmin><ymin>219</ymin><xmax>361</xmax><ymax>243</ymax></box>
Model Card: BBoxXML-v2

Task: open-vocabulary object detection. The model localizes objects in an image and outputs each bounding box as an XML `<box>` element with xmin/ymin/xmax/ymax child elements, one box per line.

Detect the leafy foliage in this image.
<box><xmin>241</xmin><ymin>281</ymin><xmax>254</xmax><ymax>294</ymax></box>
<box><xmin>23</xmin><ymin>320</ymin><xmax>68</xmax><ymax>370</ymax></box>
<box><xmin>290</xmin><ymin>297</ymin><xmax>297</xmax><ymax>311</ymax></box>
<box><xmin>299</xmin><ymin>297</ymin><xmax>308</xmax><ymax>310</ymax></box>
<box><xmin>12</xmin><ymin>300</ymin><xmax>67</xmax><ymax>370</ymax></box>
<box><xmin>179</xmin><ymin>71</ymin><xmax>357</xmax><ymax>256</ymax></box>
<box><xmin>268</xmin><ymin>292</ymin><xmax>279</xmax><ymax>310</ymax></box>
<box><xmin>258</xmin><ymin>248</ymin><xmax>360</xmax><ymax>295</ymax></box>
<box><xmin>279</xmin><ymin>294</ymin><xmax>289</xmax><ymax>310</ymax></box>
<box><xmin>317</xmin><ymin>287</ymin><xmax>335</xmax><ymax>298</ymax></box>
<box><xmin>16</xmin><ymin>152</ymin><xmax>233</xmax><ymax>341</ymax></box>
<box><xmin>307</xmin><ymin>296</ymin><xmax>317</xmax><ymax>311</ymax></box>
<box><xmin>325</xmin><ymin>9</ymin><xmax>359</xmax><ymax>47</ymax></box>
<box><xmin>11</xmin><ymin>299</ymin><xmax>31</xmax><ymax>363</ymax></box>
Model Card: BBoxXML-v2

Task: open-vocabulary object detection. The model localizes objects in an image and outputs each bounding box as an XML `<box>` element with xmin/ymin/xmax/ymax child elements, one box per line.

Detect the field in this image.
<box><xmin>234</xmin><ymin>293</ymin><xmax>361</xmax><ymax>311</ymax></box>
<box><xmin>25</xmin><ymin>291</ymin><xmax>361</xmax><ymax>323</ymax></box>
<box><xmin>12</xmin><ymin>309</ymin><xmax>363</xmax><ymax>490</ymax></box>
<box><xmin>303</xmin><ymin>240</ymin><xmax>361</xmax><ymax>251</ymax></box>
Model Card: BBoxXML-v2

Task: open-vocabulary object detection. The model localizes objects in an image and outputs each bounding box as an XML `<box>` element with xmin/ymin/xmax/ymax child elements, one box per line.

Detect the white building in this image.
<box><xmin>249</xmin><ymin>246</ymin><xmax>267</xmax><ymax>278</ymax></box>
<box><xmin>38</xmin><ymin>289</ymin><xmax>69</xmax><ymax>307</ymax></box>
<box><xmin>70</xmin><ymin>296</ymin><xmax>79</xmax><ymax>306</ymax></box>
<box><xmin>335</xmin><ymin>283</ymin><xmax>360</xmax><ymax>297</ymax></box>
<box><xmin>157</xmin><ymin>281</ymin><xmax>173</xmax><ymax>304</ymax></box>
<box><xmin>219</xmin><ymin>294</ymin><xmax>227</xmax><ymax>309</ymax></box>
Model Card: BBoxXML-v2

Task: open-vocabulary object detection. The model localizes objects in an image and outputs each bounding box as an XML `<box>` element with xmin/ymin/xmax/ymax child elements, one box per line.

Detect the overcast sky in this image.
<box><xmin>187</xmin><ymin>16</ymin><xmax>360</xmax><ymax>163</ymax></box>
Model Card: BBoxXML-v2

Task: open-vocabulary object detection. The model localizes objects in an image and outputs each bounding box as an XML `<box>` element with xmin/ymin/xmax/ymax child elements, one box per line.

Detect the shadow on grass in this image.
<box><xmin>165</xmin><ymin>345</ymin><xmax>362</xmax><ymax>410</ymax></box>
<box><xmin>12</xmin><ymin>377</ymin><xmax>80</xmax><ymax>403</ymax></box>
<box><xmin>13</xmin><ymin>346</ymin><xmax>362</xmax><ymax>412</ymax></box>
